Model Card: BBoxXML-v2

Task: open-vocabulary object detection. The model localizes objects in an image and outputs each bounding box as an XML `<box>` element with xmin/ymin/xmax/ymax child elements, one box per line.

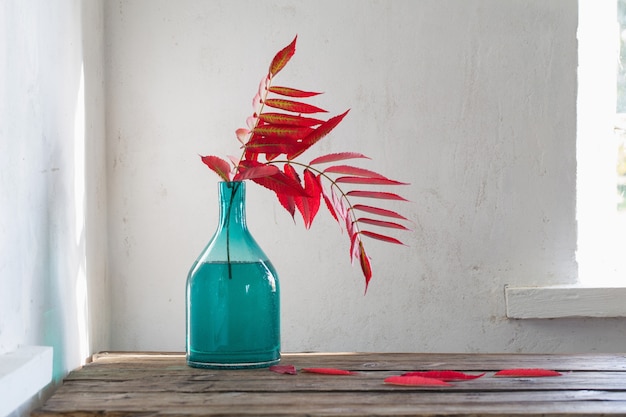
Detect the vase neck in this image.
<box><xmin>218</xmin><ymin>181</ymin><xmax>247</xmax><ymax>231</ymax></box>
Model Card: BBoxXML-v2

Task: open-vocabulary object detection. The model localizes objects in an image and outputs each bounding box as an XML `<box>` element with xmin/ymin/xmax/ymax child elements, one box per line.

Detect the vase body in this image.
<box><xmin>186</xmin><ymin>181</ymin><xmax>280</xmax><ymax>369</ymax></box>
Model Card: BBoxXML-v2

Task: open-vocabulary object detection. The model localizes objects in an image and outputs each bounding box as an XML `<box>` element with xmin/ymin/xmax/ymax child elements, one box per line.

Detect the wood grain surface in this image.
<box><xmin>32</xmin><ymin>351</ymin><xmax>626</xmax><ymax>416</ymax></box>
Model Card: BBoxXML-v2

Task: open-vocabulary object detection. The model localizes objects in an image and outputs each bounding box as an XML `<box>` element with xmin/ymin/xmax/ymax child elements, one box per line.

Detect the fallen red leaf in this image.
<box><xmin>302</xmin><ymin>367</ymin><xmax>357</xmax><ymax>375</ymax></box>
<box><xmin>494</xmin><ymin>368</ymin><xmax>562</xmax><ymax>377</ymax></box>
<box><xmin>384</xmin><ymin>375</ymin><xmax>453</xmax><ymax>387</ymax></box>
<box><xmin>269</xmin><ymin>364</ymin><xmax>297</xmax><ymax>375</ymax></box>
<box><xmin>402</xmin><ymin>370</ymin><xmax>485</xmax><ymax>381</ymax></box>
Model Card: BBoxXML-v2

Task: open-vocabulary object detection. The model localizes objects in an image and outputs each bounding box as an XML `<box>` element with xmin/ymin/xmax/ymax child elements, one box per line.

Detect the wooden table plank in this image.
<box><xmin>32</xmin><ymin>352</ymin><xmax>626</xmax><ymax>417</ymax></box>
<box><xmin>89</xmin><ymin>351</ymin><xmax>626</xmax><ymax>371</ymax></box>
<box><xmin>55</xmin><ymin>371</ymin><xmax>626</xmax><ymax>392</ymax></box>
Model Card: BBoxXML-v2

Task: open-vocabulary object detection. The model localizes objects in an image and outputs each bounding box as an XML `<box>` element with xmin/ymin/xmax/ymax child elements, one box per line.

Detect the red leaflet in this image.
<box><xmin>235</xmin><ymin>128</ymin><xmax>250</xmax><ymax>144</ymax></box>
<box><xmin>251</xmin><ymin>170</ymin><xmax>307</xmax><ymax>198</ymax></box>
<box><xmin>268</xmin><ymin>86</ymin><xmax>322</xmax><ymax>98</ymax></box>
<box><xmin>258</xmin><ymin>113</ymin><xmax>324</xmax><ymax>127</ymax></box>
<box><xmin>233</xmin><ymin>164</ymin><xmax>278</xmax><ymax>181</ymax></box>
<box><xmin>346</xmin><ymin>190</ymin><xmax>408</xmax><ymax>201</ymax></box>
<box><xmin>302</xmin><ymin>367</ymin><xmax>357</xmax><ymax>375</ymax></box>
<box><xmin>360</xmin><ymin>230</ymin><xmax>405</xmax><ymax>245</ymax></box>
<box><xmin>321</xmin><ymin>187</ymin><xmax>340</xmax><ymax>224</ymax></box>
<box><xmin>294</xmin><ymin>170</ymin><xmax>322</xmax><ymax>229</ymax></box>
<box><xmin>322</xmin><ymin>187</ymin><xmax>347</xmax><ymax>228</ymax></box>
<box><xmin>201</xmin><ymin>155</ymin><xmax>231</xmax><ymax>182</ymax></box>
<box><xmin>288</xmin><ymin>110</ymin><xmax>350</xmax><ymax>160</ymax></box>
<box><xmin>252</xmin><ymin>125</ymin><xmax>313</xmax><ymax>139</ymax></box>
<box><xmin>402</xmin><ymin>371</ymin><xmax>485</xmax><ymax>381</ymax></box>
<box><xmin>257</xmin><ymin>75</ymin><xmax>270</xmax><ymax>96</ymax></box>
<box><xmin>244</xmin><ymin>135</ymin><xmax>302</xmax><ymax>155</ymax></box>
<box><xmin>323</xmin><ymin>165</ymin><xmax>387</xmax><ymax>179</ymax></box>
<box><xmin>325</xmin><ymin>187</ymin><xmax>348</xmax><ymax>229</ymax></box>
<box><xmin>357</xmin><ymin>218</ymin><xmax>410</xmax><ymax>231</ymax></box>
<box><xmin>269</xmin><ymin>35</ymin><xmax>297</xmax><ymax>77</ymax></box>
<box><xmin>352</xmin><ymin>204</ymin><xmax>409</xmax><ymax>220</ymax></box>
<box><xmin>384</xmin><ymin>375</ymin><xmax>453</xmax><ymax>387</ymax></box>
<box><xmin>269</xmin><ymin>364</ymin><xmax>297</xmax><ymax>375</ymax></box>
<box><xmin>358</xmin><ymin>243</ymin><xmax>372</xmax><ymax>292</ymax></box>
<box><xmin>233</xmin><ymin>164</ymin><xmax>279</xmax><ymax>181</ymax></box>
<box><xmin>494</xmin><ymin>368</ymin><xmax>562</xmax><ymax>377</ymax></box>
<box><xmin>264</xmin><ymin>99</ymin><xmax>327</xmax><ymax>114</ymax></box>
<box><xmin>336</xmin><ymin>176</ymin><xmax>409</xmax><ymax>186</ymax></box>
<box><xmin>349</xmin><ymin>232</ymin><xmax>360</xmax><ymax>264</ymax></box>
<box><xmin>276</xmin><ymin>164</ymin><xmax>299</xmax><ymax>219</ymax></box>
<box><xmin>309</xmin><ymin>152</ymin><xmax>370</xmax><ymax>165</ymax></box>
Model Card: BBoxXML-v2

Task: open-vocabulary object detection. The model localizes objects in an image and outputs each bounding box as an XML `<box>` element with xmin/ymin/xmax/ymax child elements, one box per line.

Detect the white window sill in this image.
<box><xmin>0</xmin><ymin>346</ymin><xmax>53</xmax><ymax>417</ymax></box>
<box><xmin>505</xmin><ymin>285</ymin><xmax>626</xmax><ymax>319</ymax></box>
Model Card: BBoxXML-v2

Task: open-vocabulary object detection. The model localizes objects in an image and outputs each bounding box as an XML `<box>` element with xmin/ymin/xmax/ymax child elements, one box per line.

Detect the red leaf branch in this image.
<box><xmin>200</xmin><ymin>36</ymin><xmax>411</xmax><ymax>292</ymax></box>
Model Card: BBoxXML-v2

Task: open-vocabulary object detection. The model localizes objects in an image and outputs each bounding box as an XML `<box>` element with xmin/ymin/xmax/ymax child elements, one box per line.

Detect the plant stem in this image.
<box><xmin>225</xmin><ymin>181</ymin><xmax>241</xmax><ymax>280</ymax></box>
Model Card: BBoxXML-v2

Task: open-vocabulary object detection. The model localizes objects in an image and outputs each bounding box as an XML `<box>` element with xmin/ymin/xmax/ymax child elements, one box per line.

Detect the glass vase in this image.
<box><xmin>186</xmin><ymin>181</ymin><xmax>280</xmax><ymax>369</ymax></box>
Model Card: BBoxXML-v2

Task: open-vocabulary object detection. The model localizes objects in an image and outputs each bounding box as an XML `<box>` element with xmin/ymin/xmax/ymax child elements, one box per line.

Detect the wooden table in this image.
<box><xmin>33</xmin><ymin>351</ymin><xmax>626</xmax><ymax>416</ymax></box>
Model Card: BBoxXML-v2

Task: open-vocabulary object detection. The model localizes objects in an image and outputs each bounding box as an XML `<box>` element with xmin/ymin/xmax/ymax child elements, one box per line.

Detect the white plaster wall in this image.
<box><xmin>105</xmin><ymin>0</ymin><xmax>626</xmax><ymax>354</ymax></box>
<box><xmin>0</xmin><ymin>0</ymin><xmax>107</xmax><ymax>414</ymax></box>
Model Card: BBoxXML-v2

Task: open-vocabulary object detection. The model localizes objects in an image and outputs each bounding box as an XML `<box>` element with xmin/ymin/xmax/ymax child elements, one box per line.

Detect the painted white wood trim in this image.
<box><xmin>0</xmin><ymin>346</ymin><xmax>53</xmax><ymax>417</ymax></box>
<box><xmin>505</xmin><ymin>286</ymin><xmax>626</xmax><ymax>319</ymax></box>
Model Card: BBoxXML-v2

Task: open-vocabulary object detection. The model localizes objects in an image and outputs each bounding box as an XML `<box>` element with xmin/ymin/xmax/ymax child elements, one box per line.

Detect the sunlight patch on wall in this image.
<box><xmin>74</xmin><ymin>64</ymin><xmax>90</xmax><ymax>362</ymax></box>
<box><xmin>577</xmin><ymin>0</ymin><xmax>625</xmax><ymax>286</ymax></box>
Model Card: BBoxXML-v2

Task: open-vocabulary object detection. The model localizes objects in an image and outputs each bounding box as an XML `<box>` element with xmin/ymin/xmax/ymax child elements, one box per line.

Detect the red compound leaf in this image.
<box><xmin>494</xmin><ymin>368</ymin><xmax>562</xmax><ymax>377</ymax></box>
<box><xmin>269</xmin><ymin>364</ymin><xmax>297</xmax><ymax>375</ymax></box>
<box><xmin>302</xmin><ymin>367</ymin><xmax>358</xmax><ymax>376</ymax></box>
<box><xmin>402</xmin><ymin>371</ymin><xmax>485</xmax><ymax>381</ymax></box>
<box><xmin>384</xmin><ymin>375</ymin><xmax>453</xmax><ymax>387</ymax></box>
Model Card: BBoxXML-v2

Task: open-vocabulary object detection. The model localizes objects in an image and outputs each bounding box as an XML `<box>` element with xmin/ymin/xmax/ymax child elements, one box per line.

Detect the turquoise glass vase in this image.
<box><xmin>186</xmin><ymin>181</ymin><xmax>280</xmax><ymax>369</ymax></box>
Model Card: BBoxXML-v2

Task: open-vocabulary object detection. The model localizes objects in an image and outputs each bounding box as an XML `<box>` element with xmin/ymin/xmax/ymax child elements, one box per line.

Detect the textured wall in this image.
<box><xmin>104</xmin><ymin>0</ymin><xmax>626</xmax><ymax>353</ymax></box>
<box><xmin>0</xmin><ymin>0</ymin><xmax>107</xmax><ymax>414</ymax></box>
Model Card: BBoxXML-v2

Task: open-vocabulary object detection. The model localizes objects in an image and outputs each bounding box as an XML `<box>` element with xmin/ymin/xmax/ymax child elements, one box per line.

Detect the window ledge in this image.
<box><xmin>0</xmin><ymin>346</ymin><xmax>53</xmax><ymax>416</ymax></box>
<box><xmin>505</xmin><ymin>285</ymin><xmax>626</xmax><ymax>319</ymax></box>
